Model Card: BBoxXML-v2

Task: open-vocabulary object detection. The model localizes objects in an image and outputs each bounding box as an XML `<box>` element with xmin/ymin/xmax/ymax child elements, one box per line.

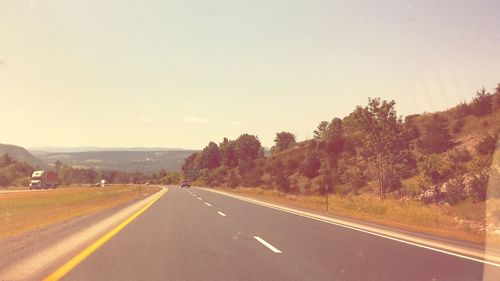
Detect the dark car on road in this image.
<box><xmin>181</xmin><ymin>179</ymin><xmax>190</xmax><ymax>188</ymax></box>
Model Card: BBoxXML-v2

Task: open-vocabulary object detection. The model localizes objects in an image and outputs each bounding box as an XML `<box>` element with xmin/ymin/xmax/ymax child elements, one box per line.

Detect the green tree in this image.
<box><xmin>271</xmin><ymin>160</ymin><xmax>290</xmax><ymax>192</ymax></box>
<box><xmin>403</xmin><ymin>114</ymin><xmax>420</xmax><ymax>141</ymax></box>
<box><xmin>470</xmin><ymin>87</ymin><xmax>492</xmax><ymax>116</ymax></box>
<box><xmin>201</xmin><ymin>142</ymin><xmax>221</xmax><ymax>169</ymax></box>
<box><xmin>299</xmin><ymin>153</ymin><xmax>321</xmax><ymax>179</ymax></box>
<box><xmin>417</xmin><ymin>114</ymin><xmax>454</xmax><ymax>154</ymax></box>
<box><xmin>313</xmin><ymin>121</ymin><xmax>329</xmax><ymax>140</ymax></box>
<box><xmin>494</xmin><ymin>83</ymin><xmax>500</xmax><ymax>110</ymax></box>
<box><xmin>182</xmin><ymin>152</ymin><xmax>201</xmax><ymax>179</ymax></box>
<box><xmin>234</xmin><ymin>134</ymin><xmax>262</xmax><ymax>164</ymax></box>
<box><xmin>54</xmin><ymin>160</ymin><xmax>63</xmax><ymax>172</ymax></box>
<box><xmin>219</xmin><ymin>138</ymin><xmax>238</xmax><ymax>167</ymax></box>
<box><xmin>354</xmin><ymin>98</ymin><xmax>408</xmax><ymax>198</ymax></box>
<box><xmin>273</xmin><ymin>131</ymin><xmax>296</xmax><ymax>153</ymax></box>
<box><xmin>323</xmin><ymin>118</ymin><xmax>345</xmax><ymax>156</ymax></box>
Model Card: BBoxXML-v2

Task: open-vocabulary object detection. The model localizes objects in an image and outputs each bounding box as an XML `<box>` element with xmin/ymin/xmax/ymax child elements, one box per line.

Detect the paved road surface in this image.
<box><xmin>59</xmin><ymin>187</ymin><xmax>499</xmax><ymax>281</ymax></box>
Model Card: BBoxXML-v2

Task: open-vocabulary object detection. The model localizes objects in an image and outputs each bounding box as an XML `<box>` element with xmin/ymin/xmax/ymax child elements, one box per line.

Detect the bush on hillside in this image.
<box><xmin>476</xmin><ymin>134</ymin><xmax>498</xmax><ymax>156</ymax></box>
<box><xmin>467</xmin><ymin>173</ymin><xmax>489</xmax><ymax>202</ymax></box>
<box><xmin>418</xmin><ymin>154</ymin><xmax>452</xmax><ymax>184</ymax></box>
<box><xmin>447</xmin><ymin>147</ymin><xmax>472</xmax><ymax>163</ymax></box>
<box><xmin>454</xmin><ymin>102</ymin><xmax>471</xmax><ymax>118</ymax></box>
<box><xmin>443</xmin><ymin>178</ymin><xmax>466</xmax><ymax>205</ymax></box>
<box><xmin>451</xmin><ymin>118</ymin><xmax>465</xmax><ymax>134</ymax></box>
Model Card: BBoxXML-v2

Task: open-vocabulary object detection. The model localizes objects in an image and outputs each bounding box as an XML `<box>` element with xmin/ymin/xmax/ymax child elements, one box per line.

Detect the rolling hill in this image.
<box><xmin>0</xmin><ymin>144</ymin><xmax>48</xmax><ymax>169</ymax></box>
<box><xmin>35</xmin><ymin>150</ymin><xmax>197</xmax><ymax>173</ymax></box>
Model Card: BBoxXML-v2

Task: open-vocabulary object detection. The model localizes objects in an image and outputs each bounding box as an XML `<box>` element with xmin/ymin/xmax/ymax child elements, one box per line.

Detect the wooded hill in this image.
<box><xmin>183</xmin><ymin>83</ymin><xmax>500</xmax><ymax>205</ymax></box>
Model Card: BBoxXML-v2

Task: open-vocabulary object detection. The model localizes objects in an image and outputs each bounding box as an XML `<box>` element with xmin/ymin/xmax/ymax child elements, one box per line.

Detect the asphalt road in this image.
<box><xmin>59</xmin><ymin>187</ymin><xmax>499</xmax><ymax>281</ymax></box>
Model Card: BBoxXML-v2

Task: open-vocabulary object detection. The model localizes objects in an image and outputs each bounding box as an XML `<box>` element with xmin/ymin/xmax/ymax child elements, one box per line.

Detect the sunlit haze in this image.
<box><xmin>1</xmin><ymin>0</ymin><xmax>499</xmax><ymax>149</ymax></box>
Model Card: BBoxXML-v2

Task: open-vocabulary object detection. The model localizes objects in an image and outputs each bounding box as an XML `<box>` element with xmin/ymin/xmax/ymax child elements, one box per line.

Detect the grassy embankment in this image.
<box><xmin>214</xmin><ymin>186</ymin><xmax>493</xmax><ymax>245</ymax></box>
<box><xmin>0</xmin><ymin>185</ymin><xmax>160</xmax><ymax>239</ymax></box>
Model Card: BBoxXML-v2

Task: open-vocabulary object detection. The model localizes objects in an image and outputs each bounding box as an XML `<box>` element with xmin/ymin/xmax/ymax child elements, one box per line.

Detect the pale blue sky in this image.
<box><xmin>0</xmin><ymin>0</ymin><xmax>499</xmax><ymax>149</ymax></box>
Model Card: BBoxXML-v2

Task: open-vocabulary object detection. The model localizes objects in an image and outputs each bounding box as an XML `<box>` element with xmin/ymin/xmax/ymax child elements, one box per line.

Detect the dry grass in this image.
<box><xmin>215</xmin><ymin>187</ymin><xmax>489</xmax><ymax>244</ymax></box>
<box><xmin>0</xmin><ymin>185</ymin><xmax>160</xmax><ymax>239</ymax></box>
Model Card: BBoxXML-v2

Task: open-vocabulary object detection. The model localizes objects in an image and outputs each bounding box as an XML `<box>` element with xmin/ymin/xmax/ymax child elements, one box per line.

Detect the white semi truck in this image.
<box><xmin>29</xmin><ymin>170</ymin><xmax>59</xmax><ymax>189</ymax></box>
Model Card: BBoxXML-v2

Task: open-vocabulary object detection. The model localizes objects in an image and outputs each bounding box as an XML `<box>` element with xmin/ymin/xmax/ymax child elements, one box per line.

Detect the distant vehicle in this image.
<box><xmin>29</xmin><ymin>170</ymin><xmax>58</xmax><ymax>189</ymax></box>
<box><xmin>100</xmin><ymin>179</ymin><xmax>107</xmax><ymax>187</ymax></box>
<box><xmin>181</xmin><ymin>179</ymin><xmax>190</xmax><ymax>188</ymax></box>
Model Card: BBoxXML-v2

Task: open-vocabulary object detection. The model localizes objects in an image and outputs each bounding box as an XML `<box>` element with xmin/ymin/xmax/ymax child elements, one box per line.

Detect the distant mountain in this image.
<box><xmin>36</xmin><ymin>150</ymin><xmax>198</xmax><ymax>173</ymax></box>
<box><xmin>29</xmin><ymin>146</ymin><xmax>185</xmax><ymax>155</ymax></box>
<box><xmin>0</xmin><ymin>144</ymin><xmax>48</xmax><ymax>169</ymax></box>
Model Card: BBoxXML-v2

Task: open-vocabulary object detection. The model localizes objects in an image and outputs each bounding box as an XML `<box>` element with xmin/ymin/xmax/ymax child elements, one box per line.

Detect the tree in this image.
<box><xmin>182</xmin><ymin>152</ymin><xmax>200</xmax><ymax>179</ymax></box>
<box><xmin>417</xmin><ymin>114</ymin><xmax>454</xmax><ymax>154</ymax></box>
<box><xmin>403</xmin><ymin>114</ymin><xmax>420</xmax><ymax>141</ymax></box>
<box><xmin>54</xmin><ymin>160</ymin><xmax>63</xmax><ymax>172</ymax></box>
<box><xmin>201</xmin><ymin>142</ymin><xmax>221</xmax><ymax>169</ymax></box>
<box><xmin>494</xmin><ymin>83</ymin><xmax>500</xmax><ymax>110</ymax></box>
<box><xmin>313</xmin><ymin>121</ymin><xmax>329</xmax><ymax>140</ymax></box>
<box><xmin>353</xmin><ymin>98</ymin><xmax>408</xmax><ymax>198</ymax></box>
<box><xmin>219</xmin><ymin>138</ymin><xmax>238</xmax><ymax>167</ymax></box>
<box><xmin>299</xmin><ymin>153</ymin><xmax>321</xmax><ymax>179</ymax></box>
<box><xmin>273</xmin><ymin>131</ymin><xmax>296</xmax><ymax>153</ymax></box>
<box><xmin>323</xmin><ymin>118</ymin><xmax>345</xmax><ymax>155</ymax></box>
<box><xmin>271</xmin><ymin>160</ymin><xmax>290</xmax><ymax>192</ymax></box>
<box><xmin>470</xmin><ymin>87</ymin><xmax>492</xmax><ymax>116</ymax></box>
<box><xmin>234</xmin><ymin>134</ymin><xmax>262</xmax><ymax>163</ymax></box>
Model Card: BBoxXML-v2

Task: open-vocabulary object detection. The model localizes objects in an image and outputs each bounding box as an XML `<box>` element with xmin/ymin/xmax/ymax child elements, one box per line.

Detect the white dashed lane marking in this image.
<box><xmin>254</xmin><ymin>236</ymin><xmax>282</xmax><ymax>253</ymax></box>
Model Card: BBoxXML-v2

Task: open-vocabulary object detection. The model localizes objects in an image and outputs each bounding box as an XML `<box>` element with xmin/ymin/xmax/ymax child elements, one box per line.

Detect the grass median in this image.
<box><xmin>0</xmin><ymin>185</ymin><xmax>161</xmax><ymax>239</ymax></box>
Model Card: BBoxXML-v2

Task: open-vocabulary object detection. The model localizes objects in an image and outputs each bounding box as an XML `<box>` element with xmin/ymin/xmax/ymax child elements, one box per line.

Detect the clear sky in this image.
<box><xmin>0</xmin><ymin>0</ymin><xmax>499</xmax><ymax>149</ymax></box>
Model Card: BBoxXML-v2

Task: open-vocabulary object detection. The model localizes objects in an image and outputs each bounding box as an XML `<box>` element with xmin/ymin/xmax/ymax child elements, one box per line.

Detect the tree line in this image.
<box><xmin>0</xmin><ymin>156</ymin><xmax>182</xmax><ymax>187</ymax></box>
<box><xmin>183</xmin><ymin>83</ymin><xmax>500</xmax><ymax>203</ymax></box>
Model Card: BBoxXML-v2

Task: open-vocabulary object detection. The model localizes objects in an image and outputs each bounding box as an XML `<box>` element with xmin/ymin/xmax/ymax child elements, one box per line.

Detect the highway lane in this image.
<box><xmin>59</xmin><ymin>186</ymin><xmax>499</xmax><ymax>281</ymax></box>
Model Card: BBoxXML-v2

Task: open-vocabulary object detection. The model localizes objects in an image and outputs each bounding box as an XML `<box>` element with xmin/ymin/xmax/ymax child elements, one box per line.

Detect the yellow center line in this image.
<box><xmin>43</xmin><ymin>188</ymin><xmax>168</xmax><ymax>281</ymax></box>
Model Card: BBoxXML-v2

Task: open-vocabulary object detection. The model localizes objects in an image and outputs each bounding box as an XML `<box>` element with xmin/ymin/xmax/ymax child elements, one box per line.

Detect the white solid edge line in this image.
<box><xmin>204</xmin><ymin>202</ymin><xmax>212</xmax><ymax>207</ymax></box>
<box><xmin>217</xmin><ymin>211</ymin><xmax>226</xmax><ymax>217</ymax></box>
<box><xmin>254</xmin><ymin>236</ymin><xmax>282</xmax><ymax>253</ymax></box>
<box><xmin>201</xmin><ymin>188</ymin><xmax>500</xmax><ymax>268</ymax></box>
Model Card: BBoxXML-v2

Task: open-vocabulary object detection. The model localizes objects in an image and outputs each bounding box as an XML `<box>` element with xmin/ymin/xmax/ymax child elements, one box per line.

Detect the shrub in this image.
<box><xmin>343</xmin><ymin>164</ymin><xmax>367</xmax><ymax>193</ymax></box>
<box><xmin>468</xmin><ymin>173</ymin><xmax>488</xmax><ymax>202</ymax></box>
<box><xmin>227</xmin><ymin>170</ymin><xmax>240</xmax><ymax>188</ymax></box>
<box><xmin>443</xmin><ymin>179</ymin><xmax>466</xmax><ymax>205</ymax></box>
<box><xmin>451</xmin><ymin>118</ymin><xmax>465</xmax><ymax>134</ymax></box>
<box><xmin>401</xmin><ymin>176</ymin><xmax>428</xmax><ymax>197</ymax></box>
<box><xmin>447</xmin><ymin>147</ymin><xmax>472</xmax><ymax>163</ymax></box>
<box><xmin>418</xmin><ymin>154</ymin><xmax>452</xmax><ymax>183</ymax></box>
<box><xmin>454</xmin><ymin>102</ymin><xmax>470</xmax><ymax>118</ymax></box>
<box><xmin>476</xmin><ymin>135</ymin><xmax>498</xmax><ymax>156</ymax></box>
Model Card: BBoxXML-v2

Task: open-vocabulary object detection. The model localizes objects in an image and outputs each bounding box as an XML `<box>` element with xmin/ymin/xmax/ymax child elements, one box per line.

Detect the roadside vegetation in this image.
<box><xmin>0</xmin><ymin>185</ymin><xmax>160</xmax><ymax>239</ymax></box>
<box><xmin>182</xmin><ymin>83</ymin><xmax>500</xmax><ymax>243</ymax></box>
